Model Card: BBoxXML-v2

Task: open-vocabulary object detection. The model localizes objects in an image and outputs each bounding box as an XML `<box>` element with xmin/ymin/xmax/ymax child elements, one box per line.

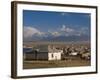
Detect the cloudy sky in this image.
<box><xmin>23</xmin><ymin>10</ymin><xmax>90</xmax><ymax>41</ymax></box>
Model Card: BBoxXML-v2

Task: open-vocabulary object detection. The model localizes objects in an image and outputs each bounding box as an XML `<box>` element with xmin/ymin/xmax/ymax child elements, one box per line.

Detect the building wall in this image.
<box><xmin>24</xmin><ymin>53</ymin><xmax>36</xmax><ymax>60</ymax></box>
<box><xmin>24</xmin><ymin>50</ymin><xmax>62</xmax><ymax>60</ymax></box>
<box><xmin>24</xmin><ymin>52</ymin><xmax>48</xmax><ymax>60</ymax></box>
<box><xmin>37</xmin><ymin>52</ymin><xmax>48</xmax><ymax>60</ymax></box>
<box><xmin>48</xmin><ymin>52</ymin><xmax>62</xmax><ymax>60</ymax></box>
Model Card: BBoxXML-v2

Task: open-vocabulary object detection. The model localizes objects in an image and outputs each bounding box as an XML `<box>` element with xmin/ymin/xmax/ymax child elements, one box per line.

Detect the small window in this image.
<box><xmin>51</xmin><ymin>54</ymin><xmax>53</xmax><ymax>58</ymax></box>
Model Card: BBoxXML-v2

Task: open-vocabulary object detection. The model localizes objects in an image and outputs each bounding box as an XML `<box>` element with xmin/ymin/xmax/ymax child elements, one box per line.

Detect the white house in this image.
<box><xmin>48</xmin><ymin>49</ymin><xmax>63</xmax><ymax>60</ymax></box>
<box><xmin>24</xmin><ymin>45</ymin><xmax>63</xmax><ymax>60</ymax></box>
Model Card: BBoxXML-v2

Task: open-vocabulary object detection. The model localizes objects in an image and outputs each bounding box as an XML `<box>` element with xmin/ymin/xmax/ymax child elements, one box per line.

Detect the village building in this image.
<box><xmin>24</xmin><ymin>45</ymin><xmax>63</xmax><ymax>60</ymax></box>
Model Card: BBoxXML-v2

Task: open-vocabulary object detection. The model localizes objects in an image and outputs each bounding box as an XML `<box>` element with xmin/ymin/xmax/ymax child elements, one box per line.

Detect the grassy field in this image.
<box><xmin>23</xmin><ymin>56</ymin><xmax>90</xmax><ymax>69</ymax></box>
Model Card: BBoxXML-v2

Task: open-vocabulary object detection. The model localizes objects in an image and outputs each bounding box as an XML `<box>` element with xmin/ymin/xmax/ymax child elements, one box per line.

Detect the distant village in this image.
<box><xmin>23</xmin><ymin>44</ymin><xmax>91</xmax><ymax>61</ymax></box>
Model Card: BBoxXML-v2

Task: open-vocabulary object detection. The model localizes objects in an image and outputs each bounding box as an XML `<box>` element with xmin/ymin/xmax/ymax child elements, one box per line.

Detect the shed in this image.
<box><xmin>24</xmin><ymin>45</ymin><xmax>63</xmax><ymax>60</ymax></box>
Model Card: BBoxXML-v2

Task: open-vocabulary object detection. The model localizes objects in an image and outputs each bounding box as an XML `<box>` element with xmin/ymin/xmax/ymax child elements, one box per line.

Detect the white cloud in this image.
<box><xmin>60</xmin><ymin>25</ymin><xmax>74</xmax><ymax>32</ymax></box>
<box><xmin>61</xmin><ymin>12</ymin><xmax>70</xmax><ymax>16</ymax></box>
<box><xmin>60</xmin><ymin>25</ymin><xmax>66</xmax><ymax>31</ymax></box>
<box><xmin>23</xmin><ymin>26</ymin><xmax>44</xmax><ymax>38</ymax></box>
<box><xmin>51</xmin><ymin>31</ymin><xmax>61</xmax><ymax>37</ymax></box>
<box><xmin>48</xmin><ymin>25</ymin><xmax>75</xmax><ymax>37</ymax></box>
<box><xmin>48</xmin><ymin>25</ymin><xmax>84</xmax><ymax>37</ymax></box>
<box><xmin>23</xmin><ymin>25</ymin><xmax>89</xmax><ymax>41</ymax></box>
<box><xmin>59</xmin><ymin>25</ymin><xmax>90</xmax><ymax>36</ymax></box>
<box><xmin>61</xmin><ymin>13</ymin><xmax>65</xmax><ymax>16</ymax></box>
